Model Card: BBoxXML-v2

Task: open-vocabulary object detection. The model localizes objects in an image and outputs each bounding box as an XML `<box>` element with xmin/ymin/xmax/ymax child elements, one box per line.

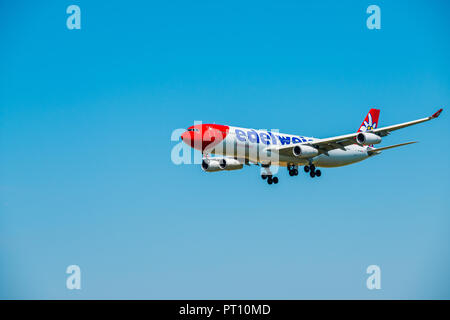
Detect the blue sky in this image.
<box><xmin>1</xmin><ymin>0</ymin><xmax>449</xmax><ymax>299</ymax></box>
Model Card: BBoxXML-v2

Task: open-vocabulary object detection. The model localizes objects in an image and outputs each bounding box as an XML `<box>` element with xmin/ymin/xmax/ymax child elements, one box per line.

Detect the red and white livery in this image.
<box><xmin>181</xmin><ymin>108</ymin><xmax>443</xmax><ymax>185</ymax></box>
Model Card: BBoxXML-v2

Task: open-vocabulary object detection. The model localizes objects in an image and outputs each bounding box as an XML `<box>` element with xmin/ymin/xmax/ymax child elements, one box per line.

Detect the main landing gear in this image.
<box><xmin>287</xmin><ymin>164</ymin><xmax>299</xmax><ymax>177</ymax></box>
<box><xmin>261</xmin><ymin>174</ymin><xmax>279</xmax><ymax>185</ymax></box>
<box><xmin>304</xmin><ymin>164</ymin><xmax>321</xmax><ymax>178</ymax></box>
<box><xmin>261</xmin><ymin>165</ymin><xmax>278</xmax><ymax>185</ymax></box>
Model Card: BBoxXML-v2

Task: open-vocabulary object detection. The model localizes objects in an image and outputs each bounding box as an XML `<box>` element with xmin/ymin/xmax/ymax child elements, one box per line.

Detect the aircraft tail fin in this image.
<box><xmin>358</xmin><ymin>108</ymin><xmax>380</xmax><ymax>132</ymax></box>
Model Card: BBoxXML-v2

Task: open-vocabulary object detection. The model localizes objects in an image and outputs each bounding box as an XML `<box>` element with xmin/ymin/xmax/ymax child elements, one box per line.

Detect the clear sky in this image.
<box><xmin>1</xmin><ymin>0</ymin><xmax>449</xmax><ymax>299</ymax></box>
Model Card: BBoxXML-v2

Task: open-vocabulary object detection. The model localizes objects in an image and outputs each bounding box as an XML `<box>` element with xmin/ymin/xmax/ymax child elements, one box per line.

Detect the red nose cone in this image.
<box><xmin>181</xmin><ymin>124</ymin><xmax>229</xmax><ymax>151</ymax></box>
<box><xmin>181</xmin><ymin>131</ymin><xmax>192</xmax><ymax>146</ymax></box>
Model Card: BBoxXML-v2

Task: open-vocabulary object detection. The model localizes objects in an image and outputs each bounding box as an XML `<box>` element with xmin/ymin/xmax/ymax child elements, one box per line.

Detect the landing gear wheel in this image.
<box><xmin>293</xmin><ymin>169</ymin><xmax>298</xmax><ymax>176</ymax></box>
<box><xmin>310</xmin><ymin>171</ymin><xmax>316</xmax><ymax>178</ymax></box>
<box><xmin>310</xmin><ymin>164</ymin><xmax>316</xmax><ymax>172</ymax></box>
<box><xmin>289</xmin><ymin>170</ymin><xmax>294</xmax><ymax>176</ymax></box>
<box><xmin>262</xmin><ymin>174</ymin><xmax>267</xmax><ymax>180</ymax></box>
<box><xmin>272</xmin><ymin>177</ymin><xmax>279</xmax><ymax>184</ymax></box>
<box><xmin>267</xmin><ymin>176</ymin><xmax>273</xmax><ymax>184</ymax></box>
<box><xmin>315</xmin><ymin>170</ymin><xmax>321</xmax><ymax>177</ymax></box>
<box><xmin>304</xmin><ymin>166</ymin><xmax>310</xmax><ymax>173</ymax></box>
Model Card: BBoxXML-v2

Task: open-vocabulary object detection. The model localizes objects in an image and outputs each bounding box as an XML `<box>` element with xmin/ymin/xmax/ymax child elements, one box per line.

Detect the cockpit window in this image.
<box><xmin>187</xmin><ymin>128</ymin><xmax>199</xmax><ymax>132</ymax></box>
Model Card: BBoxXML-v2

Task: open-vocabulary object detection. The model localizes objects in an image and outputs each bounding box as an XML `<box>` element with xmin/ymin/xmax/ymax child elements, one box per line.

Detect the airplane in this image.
<box><xmin>180</xmin><ymin>108</ymin><xmax>443</xmax><ymax>185</ymax></box>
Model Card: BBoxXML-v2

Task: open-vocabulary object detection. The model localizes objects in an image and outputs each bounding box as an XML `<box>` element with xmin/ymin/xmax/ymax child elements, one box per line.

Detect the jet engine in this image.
<box><xmin>218</xmin><ymin>158</ymin><xmax>244</xmax><ymax>170</ymax></box>
<box><xmin>292</xmin><ymin>145</ymin><xmax>319</xmax><ymax>158</ymax></box>
<box><xmin>201</xmin><ymin>158</ymin><xmax>243</xmax><ymax>172</ymax></box>
<box><xmin>201</xmin><ymin>158</ymin><xmax>221</xmax><ymax>172</ymax></box>
<box><xmin>356</xmin><ymin>132</ymin><xmax>382</xmax><ymax>145</ymax></box>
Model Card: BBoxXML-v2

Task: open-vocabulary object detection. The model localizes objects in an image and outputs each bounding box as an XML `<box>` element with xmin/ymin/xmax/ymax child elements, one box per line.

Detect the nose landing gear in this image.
<box><xmin>261</xmin><ymin>174</ymin><xmax>279</xmax><ymax>184</ymax></box>
<box><xmin>261</xmin><ymin>165</ymin><xmax>279</xmax><ymax>185</ymax></box>
<box><xmin>267</xmin><ymin>176</ymin><xmax>279</xmax><ymax>184</ymax></box>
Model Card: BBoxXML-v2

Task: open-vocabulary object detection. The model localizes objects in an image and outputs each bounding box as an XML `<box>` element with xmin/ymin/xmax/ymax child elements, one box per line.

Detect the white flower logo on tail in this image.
<box><xmin>360</xmin><ymin>113</ymin><xmax>377</xmax><ymax>132</ymax></box>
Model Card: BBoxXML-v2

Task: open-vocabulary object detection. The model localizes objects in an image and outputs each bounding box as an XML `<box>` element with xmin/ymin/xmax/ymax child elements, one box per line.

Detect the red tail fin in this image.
<box><xmin>358</xmin><ymin>108</ymin><xmax>380</xmax><ymax>132</ymax></box>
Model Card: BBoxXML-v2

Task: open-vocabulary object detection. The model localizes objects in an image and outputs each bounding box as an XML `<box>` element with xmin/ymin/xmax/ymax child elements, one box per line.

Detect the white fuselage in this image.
<box><xmin>207</xmin><ymin>126</ymin><xmax>371</xmax><ymax>168</ymax></box>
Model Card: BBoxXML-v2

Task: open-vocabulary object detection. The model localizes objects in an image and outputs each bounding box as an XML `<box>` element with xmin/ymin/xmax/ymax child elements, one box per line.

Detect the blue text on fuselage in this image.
<box><xmin>234</xmin><ymin>129</ymin><xmax>313</xmax><ymax>145</ymax></box>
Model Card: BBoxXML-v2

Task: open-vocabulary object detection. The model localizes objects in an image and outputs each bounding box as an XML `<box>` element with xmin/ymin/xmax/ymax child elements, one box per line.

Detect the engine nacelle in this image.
<box><xmin>201</xmin><ymin>159</ymin><xmax>221</xmax><ymax>172</ymax></box>
<box><xmin>201</xmin><ymin>158</ymin><xmax>243</xmax><ymax>172</ymax></box>
<box><xmin>218</xmin><ymin>158</ymin><xmax>243</xmax><ymax>171</ymax></box>
<box><xmin>292</xmin><ymin>145</ymin><xmax>319</xmax><ymax>158</ymax></box>
<box><xmin>356</xmin><ymin>132</ymin><xmax>382</xmax><ymax>145</ymax></box>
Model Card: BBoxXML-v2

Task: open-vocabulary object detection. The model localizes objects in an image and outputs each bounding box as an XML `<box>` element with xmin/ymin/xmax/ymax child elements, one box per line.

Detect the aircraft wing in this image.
<box><xmin>371</xmin><ymin>108</ymin><xmax>443</xmax><ymax>137</ymax></box>
<box><xmin>268</xmin><ymin>108</ymin><xmax>443</xmax><ymax>156</ymax></box>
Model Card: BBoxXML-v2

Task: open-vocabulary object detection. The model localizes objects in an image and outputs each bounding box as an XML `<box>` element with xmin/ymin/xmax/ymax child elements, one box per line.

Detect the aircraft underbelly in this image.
<box><xmin>315</xmin><ymin>149</ymin><xmax>368</xmax><ymax>167</ymax></box>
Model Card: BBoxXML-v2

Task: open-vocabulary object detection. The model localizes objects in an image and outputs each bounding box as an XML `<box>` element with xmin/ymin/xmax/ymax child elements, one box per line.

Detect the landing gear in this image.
<box><xmin>261</xmin><ymin>165</ymin><xmax>279</xmax><ymax>185</ymax></box>
<box><xmin>289</xmin><ymin>169</ymin><xmax>298</xmax><ymax>176</ymax></box>
<box><xmin>267</xmin><ymin>176</ymin><xmax>279</xmax><ymax>185</ymax></box>
<box><xmin>304</xmin><ymin>164</ymin><xmax>321</xmax><ymax>178</ymax></box>
<box><xmin>287</xmin><ymin>164</ymin><xmax>299</xmax><ymax>177</ymax></box>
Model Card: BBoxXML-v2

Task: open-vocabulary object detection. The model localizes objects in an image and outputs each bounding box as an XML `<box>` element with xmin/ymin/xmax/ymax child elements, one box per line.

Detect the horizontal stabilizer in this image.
<box><xmin>368</xmin><ymin>141</ymin><xmax>417</xmax><ymax>155</ymax></box>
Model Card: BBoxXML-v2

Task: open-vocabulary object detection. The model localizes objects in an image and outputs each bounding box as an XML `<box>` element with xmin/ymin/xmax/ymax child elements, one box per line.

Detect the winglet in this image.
<box><xmin>431</xmin><ymin>108</ymin><xmax>443</xmax><ymax>119</ymax></box>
